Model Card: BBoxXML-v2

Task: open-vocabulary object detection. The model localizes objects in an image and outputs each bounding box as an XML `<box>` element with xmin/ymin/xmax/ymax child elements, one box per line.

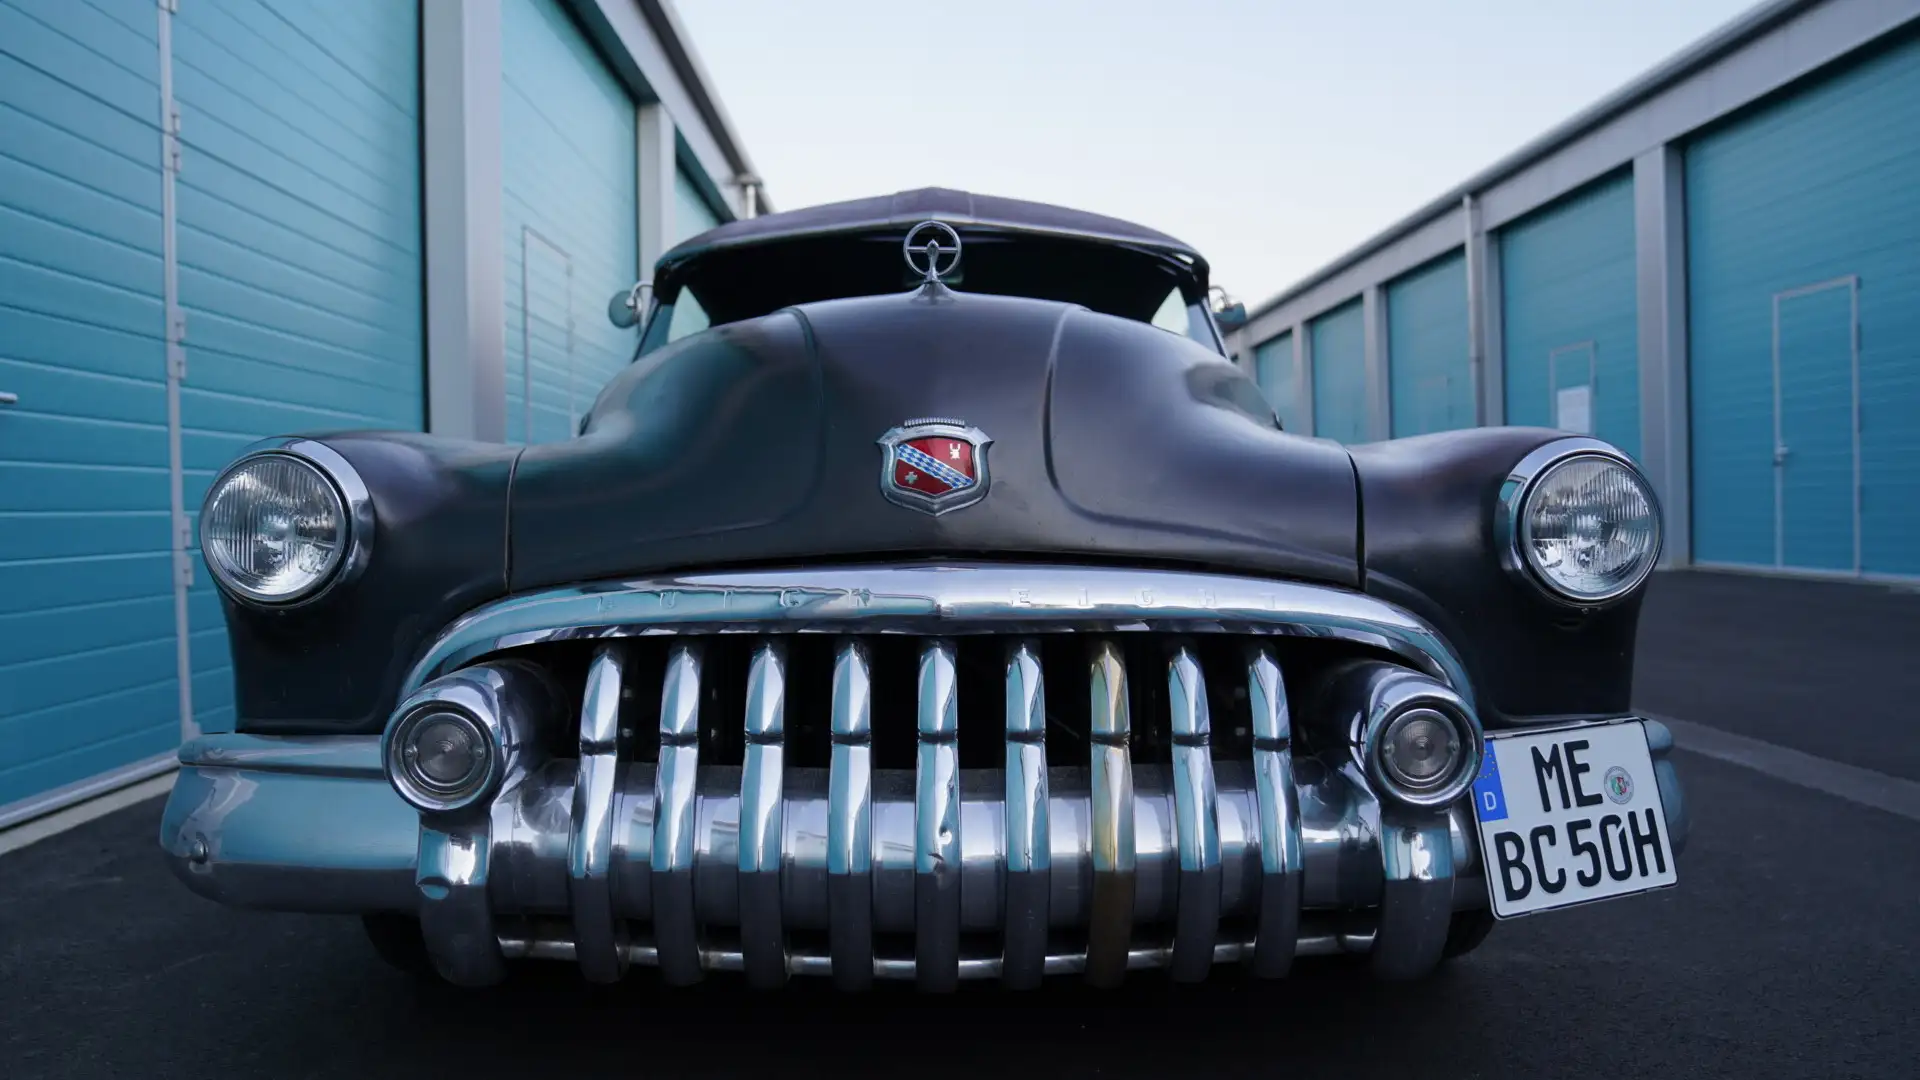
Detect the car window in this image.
<box><xmin>666</xmin><ymin>287</ymin><xmax>711</xmax><ymax>342</ymax></box>
<box><xmin>1149</xmin><ymin>287</ymin><xmax>1188</xmax><ymax>334</ymax></box>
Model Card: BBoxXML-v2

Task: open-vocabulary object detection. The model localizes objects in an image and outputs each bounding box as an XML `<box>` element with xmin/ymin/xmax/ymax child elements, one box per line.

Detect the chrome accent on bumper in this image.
<box><xmin>1001</xmin><ymin>641</ymin><xmax>1049</xmax><ymax>989</ymax></box>
<box><xmin>827</xmin><ymin>641</ymin><xmax>875</xmax><ymax>990</ymax></box>
<box><xmin>1248</xmin><ymin>647</ymin><xmax>1303</xmax><ymax>977</ymax></box>
<box><xmin>1085</xmin><ymin>642</ymin><xmax>1136</xmax><ymax>988</ymax></box>
<box><xmin>740</xmin><ymin>641</ymin><xmax>789</xmax><ymax>988</ymax></box>
<box><xmin>914</xmin><ymin>639</ymin><xmax>962</xmax><ymax>991</ymax></box>
<box><xmin>652</xmin><ymin>644</ymin><xmax>704</xmax><ymax>985</ymax></box>
<box><xmin>1167</xmin><ymin>647</ymin><xmax>1220</xmax><ymax>982</ymax></box>
<box><xmin>569</xmin><ymin>647</ymin><xmax>626</xmax><ymax>983</ymax></box>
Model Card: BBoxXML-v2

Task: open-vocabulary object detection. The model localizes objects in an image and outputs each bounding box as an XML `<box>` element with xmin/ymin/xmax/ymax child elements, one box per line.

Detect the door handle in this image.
<box><xmin>0</xmin><ymin>391</ymin><xmax>17</xmax><ymax>406</ymax></box>
<box><xmin>1773</xmin><ymin>444</ymin><xmax>1790</xmax><ymax>466</ymax></box>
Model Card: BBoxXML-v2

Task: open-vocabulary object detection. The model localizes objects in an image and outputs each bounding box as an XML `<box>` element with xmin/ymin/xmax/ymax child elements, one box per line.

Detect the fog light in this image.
<box><xmin>387</xmin><ymin>706</ymin><xmax>495</xmax><ymax>812</ymax></box>
<box><xmin>1380</xmin><ymin>708</ymin><xmax>1461</xmax><ymax>792</ymax></box>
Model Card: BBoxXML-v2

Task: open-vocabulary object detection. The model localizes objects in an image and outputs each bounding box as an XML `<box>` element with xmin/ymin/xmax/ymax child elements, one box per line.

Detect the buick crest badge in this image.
<box><xmin>877</xmin><ymin>417</ymin><xmax>992</xmax><ymax>515</ymax></box>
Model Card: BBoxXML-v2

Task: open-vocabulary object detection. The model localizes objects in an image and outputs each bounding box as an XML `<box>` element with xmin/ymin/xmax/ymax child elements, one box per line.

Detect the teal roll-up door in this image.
<box><xmin>1688</xmin><ymin>35</ymin><xmax>1920</xmax><ymax>577</ymax></box>
<box><xmin>0</xmin><ymin>0</ymin><xmax>174</xmax><ymax>807</ymax></box>
<box><xmin>1310</xmin><ymin>300</ymin><xmax>1368</xmax><ymax>443</ymax></box>
<box><xmin>1386</xmin><ymin>251</ymin><xmax>1471</xmax><ymax>436</ymax></box>
<box><xmin>173</xmin><ymin>0</ymin><xmax>424</xmax><ymax>736</ymax></box>
<box><xmin>1251</xmin><ymin>330</ymin><xmax>1303</xmax><ymax>430</ymax></box>
<box><xmin>503</xmin><ymin>0</ymin><xmax>639</xmax><ymax>446</ymax></box>
<box><xmin>674</xmin><ymin>162</ymin><xmax>721</xmax><ymax>245</ymax></box>
<box><xmin>1498</xmin><ymin>171</ymin><xmax>1638</xmax><ymax>456</ymax></box>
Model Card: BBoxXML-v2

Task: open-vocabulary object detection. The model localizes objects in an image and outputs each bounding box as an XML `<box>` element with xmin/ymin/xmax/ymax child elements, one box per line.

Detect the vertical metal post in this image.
<box><xmin>1362</xmin><ymin>286</ymin><xmax>1390</xmax><ymax>441</ymax></box>
<box><xmin>157</xmin><ymin>0</ymin><xmax>194</xmax><ymax>743</ymax></box>
<box><xmin>637</xmin><ymin>104</ymin><xmax>677</xmax><ymax>281</ymax></box>
<box><xmin>1293</xmin><ymin>322</ymin><xmax>1312</xmax><ymax>438</ymax></box>
<box><xmin>1462</xmin><ymin>193</ymin><xmax>1487</xmax><ymax>427</ymax></box>
<box><xmin>1634</xmin><ymin>145</ymin><xmax>1691</xmax><ymax>566</ymax></box>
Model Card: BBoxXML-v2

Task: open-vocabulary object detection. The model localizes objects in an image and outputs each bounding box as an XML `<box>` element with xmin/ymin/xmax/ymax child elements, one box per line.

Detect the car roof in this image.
<box><xmin>655</xmin><ymin>186</ymin><xmax>1209</xmax><ymax>285</ymax></box>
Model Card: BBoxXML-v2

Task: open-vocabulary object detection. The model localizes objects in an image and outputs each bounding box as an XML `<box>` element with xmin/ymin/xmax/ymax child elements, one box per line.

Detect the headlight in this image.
<box><xmin>1502</xmin><ymin>440</ymin><xmax>1661</xmax><ymax>604</ymax></box>
<box><xmin>200</xmin><ymin>441</ymin><xmax>370</xmax><ymax>605</ymax></box>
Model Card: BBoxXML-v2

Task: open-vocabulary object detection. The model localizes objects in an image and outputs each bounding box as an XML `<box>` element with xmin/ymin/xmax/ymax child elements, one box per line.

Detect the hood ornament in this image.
<box><xmin>903</xmin><ymin>220</ymin><xmax>962</xmax><ymax>292</ymax></box>
<box><xmin>877</xmin><ymin>417</ymin><xmax>992</xmax><ymax>516</ymax></box>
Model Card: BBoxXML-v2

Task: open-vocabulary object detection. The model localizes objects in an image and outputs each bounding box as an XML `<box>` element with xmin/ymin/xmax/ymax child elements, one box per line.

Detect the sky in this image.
<box><xmin>673</xmin><ymin>0</ymin><xmax>1757</xmax><ymax>308</ymax></box>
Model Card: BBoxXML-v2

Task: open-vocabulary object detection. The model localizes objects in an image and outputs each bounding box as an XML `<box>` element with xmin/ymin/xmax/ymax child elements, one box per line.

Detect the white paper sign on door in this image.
<box><xmin>1555</xmin><ymin>385</ymin><xmax>1593</xmax><ymax>435</ymax></box>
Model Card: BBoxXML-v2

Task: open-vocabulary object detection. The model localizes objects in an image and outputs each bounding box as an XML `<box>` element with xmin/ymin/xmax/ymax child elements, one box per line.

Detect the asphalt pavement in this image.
<box><xmin>3</xmin><ymin>568</ymin><xmax>1916</xmax><ymax>1079</ymax></box>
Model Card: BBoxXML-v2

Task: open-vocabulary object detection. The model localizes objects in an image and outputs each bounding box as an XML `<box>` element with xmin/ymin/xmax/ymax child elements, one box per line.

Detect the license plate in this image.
<box><xmin>1471</xmin><ymin>719</ymin><xmax>1677</xmax><ymax>918</ymax></box>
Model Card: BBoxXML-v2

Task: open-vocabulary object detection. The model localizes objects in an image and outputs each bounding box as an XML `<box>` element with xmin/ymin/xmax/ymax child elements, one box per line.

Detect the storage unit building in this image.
<box><xmin>0</xmin><ymin>0</ymin><xmax>766</xmax><ymax>825</ymax></box>
<box><xmin>1227</xmin><ymin>0</ymin><xmax>1920</xmax><ymax>584</ymax></box>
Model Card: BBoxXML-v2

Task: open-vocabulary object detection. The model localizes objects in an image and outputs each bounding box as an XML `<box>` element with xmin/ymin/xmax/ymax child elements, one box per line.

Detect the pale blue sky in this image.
<box><xmin>675</xmin><ymin>0</ymin><xmax>1757</xmax><ymax>306</ymax></box>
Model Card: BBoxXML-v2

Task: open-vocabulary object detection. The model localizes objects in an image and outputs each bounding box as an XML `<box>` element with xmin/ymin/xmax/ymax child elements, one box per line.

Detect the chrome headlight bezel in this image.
<box><xmin>1497</xmin><ymin>437</ymin><xmax>1662</xmax><ymax>607</ymax></box>
<box><xmin>199</xmin><ymin>439</ymin><xmax>373</xmax><ymax>607</ymax></box>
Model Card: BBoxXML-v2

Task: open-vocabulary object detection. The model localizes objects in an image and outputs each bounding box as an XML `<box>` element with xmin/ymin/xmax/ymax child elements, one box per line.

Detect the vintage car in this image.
<box><xmin>159</xmin><ymin>188</ymin><xmax>1687</xmax><ymax>991</ymax></box>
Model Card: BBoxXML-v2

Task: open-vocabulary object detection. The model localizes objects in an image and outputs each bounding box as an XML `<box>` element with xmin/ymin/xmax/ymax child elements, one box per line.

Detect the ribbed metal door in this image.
<box><xmin>1688</xmin><ymin>34</ymin><xmax>1920</xmax><ymax>576</ymax></box>
<box><xmin>0</xmin><ymin>0</ymin><xmax>176</xmax><ymax>811</ymax></box>
<box><xmin>1385</xmin><ymin>252</ymin><xmax>1471</xmax><ymax>436</ymax></box>
<box><xmin>1309</xmin><ymin>301</ymin><xmax>1367</xmax><ymax>443</ymax></box>
<box><xmin>1251</xmin><ymin>330</ymin><xmax>1302</xmax><ymax>430</ymax></box>
<box><xmin>502</xmin><ymin>0</ymin><xmax>639</xmax><ymax>446</ymax></box>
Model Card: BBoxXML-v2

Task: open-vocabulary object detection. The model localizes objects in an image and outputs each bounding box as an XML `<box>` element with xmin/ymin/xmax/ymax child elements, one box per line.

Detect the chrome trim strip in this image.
<box><xmin>1085</xmin><ymin>641</ymin><xmax>1136</xmax><ymax>988</ymax></box>
<box><xmin>914</xmin><ymin>639</ymin><xmax>961</xmax><ymax>991</ymax></box>
<box><xmin>1001</xmin><ymin>640</ymin><xmax>1049</xmax><ymax>990</ymax></box>
<box><xmin>827</xmin><ymin>641</ymin><xmax>875</xmax><ymax>990</ymax></box>
<box><xmin>1247</xmin><ymin>648</ymin><xmax>1303</xmax><ymax>978</ymax></box>
<box><xmin>401</xmin><ymin>565</ymin><xmax>1469</xmax><ymax>699</ymax></box>
<box><xmin>568</xmin><ymin>646</ymin><xmax>626</xmax><ymax>983</ymax></box>
<box><xmin>1167</xmin><ymin>647</ymin><xmax>1221</xmax><ymax>982</ymax></box>
<box><xmin>739</xmin><ymin>641</ymin><xmax>789</xmax><ymax>989</ymax></box>
<box><xmin>652</xmin><ymin>644</ymin><xmax>704</xmax><ymax>985</ymax></box>
<box><xmin>178</xmin><ymin>733</ymin><xmax>383</xmax><ymax>778</ymax></box>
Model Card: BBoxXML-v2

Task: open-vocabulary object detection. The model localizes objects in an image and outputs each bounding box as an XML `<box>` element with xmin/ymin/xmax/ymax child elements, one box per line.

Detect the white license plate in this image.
<box><xmin>1472</xmin><ymin>720</ymin><xmax>1677</xmax><ymax>918</ymax></box>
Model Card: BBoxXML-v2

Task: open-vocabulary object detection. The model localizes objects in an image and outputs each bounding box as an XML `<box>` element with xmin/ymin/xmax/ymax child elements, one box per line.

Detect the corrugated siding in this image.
<box><xmin>1251</xmin><ymin>330</ymin><xmax>1303</xmax><ymax>430</ymax></box>
<box><xmin>0</xmin><ymin>0</ymin><xmax>173</xmax><ymax>805</ymax></box>
<box><xmin>1498</xmin><ymin>171</ymin><xmax>1638</xmax><ymax>456</ymax></box>
<box><xmin>1386</xmin><ymin>251</ymin><xmax>1471</xmax><ymax>436</ymax></box>
<box><xmin>175</xmin><ymin>0</ymin><xmax>424</xmax><ymax>734</ymax></box>
<box><xmin>673</xmin><ymin>162</ymin><xmax>720</xmax><ymax>246</ymax></box>
<box><xmin>1688</xmin><ymin>33</ymin><xmax>1920</xmax><ymax>576</ymax></box>
<box><xmin>502</xmin><ymin>0</ymin><xmax>638</xmax><ymax>446</ymax></box>
<box><xmin>1310</xmin><ymin>300</ymin><xmax>1368</xmax><ymax>443</ymax></box>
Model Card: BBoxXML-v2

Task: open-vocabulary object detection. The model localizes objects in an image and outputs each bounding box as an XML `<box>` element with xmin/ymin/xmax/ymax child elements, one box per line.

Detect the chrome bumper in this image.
<box><xmin>161</xmin><ymin>722</ymin><xmax>1684</xmax><ymax>987</ymax></box>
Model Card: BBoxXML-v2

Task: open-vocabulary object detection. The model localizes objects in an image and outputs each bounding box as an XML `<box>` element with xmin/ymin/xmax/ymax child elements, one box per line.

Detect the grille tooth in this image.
<box><xmin>1085</xmin><ymin>640</ymin><xmax>1136</xmax><ymax>988</ymax></box>
<box><xmin>1248</xmin><ymin>646</ymin><xmax>1304</xmax><ymax>977</ymax></box>
<box><xmin>1001</xmin><ymin>640</ymin><xmax>1049</xmax><ymax>989</ymax></box>
<box><xmin>1167</xmin><ymin>646</ymin><xmax>1222</xmax><ymax>982</ymax></box>
<box><xmin>826</xmin><ymin>640</ymin><xmax>875</xmax><ymax>990</ymax></box>
<box><xmin>913</xmin><ymin>639</ymin><xmax>961</xmax><ymax>991</ymax></box>
<box><xmin>652</xmin><ymin>643</ymin><xmax>704</xmax><ymax>985</ymax></box>
<box><xmin>739</xmin><ymin>641</ymin><xmax>789</xmax><ymax>988</ymax></box>
<box><xmin>569</xmin><ymin>645</ymin><xmax>627</xmax><ymax>984</ymax></box>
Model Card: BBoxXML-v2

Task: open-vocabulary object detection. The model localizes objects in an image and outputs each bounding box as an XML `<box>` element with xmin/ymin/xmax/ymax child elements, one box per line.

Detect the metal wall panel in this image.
<box><xmin>1688</xmin><ymin>33</ymin><xmax>1920</xmax><ymax>576</ymax></box>
<box><xmin>1497</xmin><ymin>172</ymin><xmax>1639</xmax><ymax>457</ymax></box>
<box><xmin>1251</xmin><ymin>330</ymin><xmax>1302</xmax><ymax>430</ymax></box>
<box><xmin>1309</xmin><ymin>301</ymin><xmax>1367</xmax><ymax>443</ymax></box>
<box><xmin>674</xmin><ymin>161</ymin><xmax>720</xmax><ymax>245</ymax></box>
<box><xmin>173</xmin><ymin>0</ymin><xmax>425</xmax><ymax>737</ymax></box>
<box><xmin>0</xmin><ymin>0</ymin><xmax>175</xmax><ymax>807</ymax></box>
<box><xmin>502</xmin><ymin>0</ymin><xmax>638</xmax><ymax>446</ymax></box>
<box><xmin>1385</xmin><ymin>251</ymin><xmax>1472</xmax><ymax>436</ymax></box>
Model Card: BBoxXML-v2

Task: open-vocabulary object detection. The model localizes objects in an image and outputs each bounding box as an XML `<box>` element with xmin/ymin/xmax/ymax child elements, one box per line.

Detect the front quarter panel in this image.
<box><xmin>1350</xmin><ymin>427</ymin><xmax>1647</xmax><ymax>727</ymax></box>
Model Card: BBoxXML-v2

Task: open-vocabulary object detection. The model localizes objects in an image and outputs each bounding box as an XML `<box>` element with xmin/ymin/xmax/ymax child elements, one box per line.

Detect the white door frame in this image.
<box><xmin>1770</xmin><ymin>275</ymin><xmax>1860</xmax><ymax>573</ymax></box>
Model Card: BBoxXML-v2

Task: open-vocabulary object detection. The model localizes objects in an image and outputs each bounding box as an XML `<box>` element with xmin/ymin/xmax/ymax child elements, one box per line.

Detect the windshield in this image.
<box><xmin>639</xmin><ymin>231</ymin><xmax>1221</xmax><ymax>355</ymax></box>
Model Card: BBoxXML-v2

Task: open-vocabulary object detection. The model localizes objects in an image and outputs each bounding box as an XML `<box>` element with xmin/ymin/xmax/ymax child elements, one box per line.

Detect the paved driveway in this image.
<box><xmin>3</xmin><ymin>569</ymin><xmax>1916</xmax><ymax>1079</ymax></box>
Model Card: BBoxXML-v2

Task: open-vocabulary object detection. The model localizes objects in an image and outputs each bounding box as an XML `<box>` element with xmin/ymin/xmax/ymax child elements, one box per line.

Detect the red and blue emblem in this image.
<box><xmin>876</xmin><ymin>418</ymin><xmax>992</xmax><ymax>515</ymax></box>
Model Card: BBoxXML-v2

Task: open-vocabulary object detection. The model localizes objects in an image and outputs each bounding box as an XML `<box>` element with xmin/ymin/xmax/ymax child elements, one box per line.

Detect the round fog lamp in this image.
<box><xmin>389</xmin><ymin>708</ymin><xmax>495</xmax><ymax>811</ymax></box>
<box><xmin>1379</xmin><ymin>708</ymin><xmax>1462</xmax><ymax>793</ymax></box>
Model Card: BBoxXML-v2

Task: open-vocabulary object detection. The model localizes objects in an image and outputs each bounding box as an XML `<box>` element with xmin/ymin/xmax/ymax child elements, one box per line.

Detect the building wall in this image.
<box><xmin>0</xmin><ymin>0</ymin><xmax>757</xmax><ymax>824</ymax></box>
<box><xmin>1385</xmin><ymin>251</ymin><xmax>1471</xmax><ymax>436</ymax></box>
<box><xmin>1497</xmin><ymin>171</ymin><xmax>1639</xmax><ymax>457</ymax></box>
<box><xmin>1310</xmin><ymin>300</ymin><xmax>1368</xmax><ymax>443</ymax></box>
<box><xmin>1230</xmin><ymin>0</ymin><xmax>1920</xmax><ymax>581</ymax></box>
<box><xmin>1251</xmin><ymin>329</ymin><xmax>1304</xmax><ymax>430</ymax></box>
<box><xmin>1687</xmin><ymin>29</ymin><xmax>1920</xmax><ymax>576</ymax></box>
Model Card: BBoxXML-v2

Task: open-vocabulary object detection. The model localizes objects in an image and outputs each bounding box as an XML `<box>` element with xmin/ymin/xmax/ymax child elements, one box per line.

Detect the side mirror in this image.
<box><xmin>608</xmin><ymin>281</ymin><xmax>652</xmax><ymax>329</ymax></box>
<box><xmin>1214</xmin><ymin>302</ymin><xmax>1248</xmax><ymax>331</ymax></box>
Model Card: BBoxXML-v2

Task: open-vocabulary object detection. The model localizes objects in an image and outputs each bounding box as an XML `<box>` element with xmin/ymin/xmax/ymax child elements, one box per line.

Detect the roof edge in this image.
<box><xmin>1243</xmin><ymin>0</ymin><xmax>1819</xmax><ymax>325</ymax></box>
<box><xmin>638</xmin><ymin>0</ymin><xmax>773</xmax><ymax>214</ymax></box>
